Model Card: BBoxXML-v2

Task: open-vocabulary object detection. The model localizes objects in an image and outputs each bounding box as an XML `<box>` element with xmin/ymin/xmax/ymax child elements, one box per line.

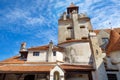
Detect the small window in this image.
<box><xmin>89</xmin><ymin>30</ymin><xmax>93</xmax><ymax>32</ymax></box>
<box><xmin>33</xmin><ymin>52</ymin><xmax>40</xmax><ymax>56</ymax></box>
<box><xmin>96</xmin><ymin>50</ymin><xmax>98</xmax><ymax>55</ymax></box>
<box><xmin>82</xmin><ymin>37</ymin><xmax>88</xmax><ymax>40</ymax></box>
<box><xmin>80</xmin><ymin>25</ymin><xmax>85</xmax><ymax>28</ymax></box>
<box><xmin>53</xmin><ymin>51</ymin><xmax>56</xmax><ymax>56</ymax></box>
<box><xmin>67</xmin><ymin>27</ymin><xmax>73</xmax><ymax>29</ymax></box>
<box><xmin>66</xmin><ymin>38</ymin><xmax>72</xmax><ymax>40</ymax></box>
<box><xmin>102</xmin><ymin>38</ymin><xmax>109</xmax><ymax>43</ymax></box>
<box><xmin>107</xmin><ymin>74</ymin><xmax>117</xmax><ymax>80</ymax></box>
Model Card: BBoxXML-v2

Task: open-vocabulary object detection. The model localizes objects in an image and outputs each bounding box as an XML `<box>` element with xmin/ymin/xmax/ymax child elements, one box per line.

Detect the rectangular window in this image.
<box><xmin>53</xmin><ymin>51</ymin><xmax>56</xmax><ymax>56</ymax></box>
<box><xmin>80</xmin><ymin>25</ymin><xmax>85</xmax><ymax>28</ymax></box>
<box><xmin>107</xmin><ymin>74</ymin><xmax>117</xmax><ymax>80</ymax></box>
<box><xmin>67</xmin><ymin>27</ymin><xmax>73</xmax><ymax>29</ymax></box>
<box><xmin>66</xmin><ymin>38</ymin><xmax>72</xmax><ymax>40</ymax></box>
<box><xmin>33</xmin><ymin>52</ymin><xmax>40</xmax><ymax>56</ymax></box>
<box><xmin>81</xmin><ymin>37</ymin><xmax>88</xmax><ymax>40</ymax></box>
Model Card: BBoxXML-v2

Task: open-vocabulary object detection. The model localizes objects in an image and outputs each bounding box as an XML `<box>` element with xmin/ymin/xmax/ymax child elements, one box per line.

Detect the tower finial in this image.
<box><xmin>69</xmin><ymin>2</ymin><xmax>76</xmax><ymax>7</ymax></box>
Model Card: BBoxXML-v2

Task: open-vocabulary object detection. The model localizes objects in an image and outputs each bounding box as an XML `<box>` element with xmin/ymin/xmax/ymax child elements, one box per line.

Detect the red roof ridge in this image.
<box><xmin>28</xmin><ymin>45</ymin><xmax>49</xmax><ymax>50</ymax></box>
<box><xmin>58</xmin><ymin>39</ymin><xmax>89</xmax><ymax>45</ymax></box>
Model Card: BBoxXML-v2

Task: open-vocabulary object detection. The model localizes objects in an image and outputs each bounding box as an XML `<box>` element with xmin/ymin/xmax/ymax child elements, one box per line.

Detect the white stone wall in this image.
<box><xmin>58</xmin><ymin>13</ymin><xmax>92</xmax><ymax>43</ymax></box>
<box><xmin>61</xmin><ymin>42</ymin><xmax>92</xmax><ymax>64</ymax></box>
<box><xmin>90</xmin><ymin>34</ymin><xmax>108</xmax><ymax>80</ymax></box>
<box><xmin>27</xmin><ymin>50</ymin><xmax>63</xmax><ymax>62</ymax></box>
<box><xmin>27</xmin><ymin>50</ymin><xmax>47</xmax><ymax>62</ymax></box>
<box><xmin>58</xmin><ymin>23</ymin><xmax>72</xmax><ymax>43</ymax></box>
<box><xmin>110</xmin><ymin>51</ymin><xmax>120</xmax><ymax>70</ymax></box>
<box><xmin>48</xmin><ymin>51</ymin><xmax>63</xmax><ymax>62</ymax></box>
<box><xmin>96</xmin><ymin>30</ymin><xmax>110</xmax><ymax>46</ymax></box>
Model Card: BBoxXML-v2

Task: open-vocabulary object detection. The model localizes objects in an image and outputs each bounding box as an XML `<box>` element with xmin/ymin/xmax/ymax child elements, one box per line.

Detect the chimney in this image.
<box><xmin>63</xmin><ymin>12</ymin><xmax>67</xmax><ymax>20</ymax></box>
<box><xmin>20</xmin><ymin>42</ymin><xmax>27</xmax><ymax>51</ymax></box>
<box><xmin>49</xmin><ymin>40</ymin><xmax>53</xmax><ymax>52</ymax></box>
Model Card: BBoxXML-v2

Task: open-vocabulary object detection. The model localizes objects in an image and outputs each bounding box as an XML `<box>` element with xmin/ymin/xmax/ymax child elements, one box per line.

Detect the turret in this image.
<box><xmin>19</xmin><ymin>42</ymin><xmax>28</xmax><ymax>60</ymax></box>
<box><xmin>20</xmin><ymin>42</ymin><xmax>27</xmax><ymax>51</ymax></box>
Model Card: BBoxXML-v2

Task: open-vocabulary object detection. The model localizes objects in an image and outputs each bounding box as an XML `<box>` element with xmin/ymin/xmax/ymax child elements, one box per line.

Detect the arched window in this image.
<box><xmin>54</xmin><ymin>71</ymin><xmax>60</xmax><ymax>80</ymax></box>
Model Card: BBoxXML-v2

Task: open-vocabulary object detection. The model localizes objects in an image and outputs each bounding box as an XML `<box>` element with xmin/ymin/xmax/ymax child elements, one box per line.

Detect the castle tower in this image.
<box><xmin>58</xmin><ymin>3</ymin><xmax>93</xmax><ymax>64</ymax></box>
<box><xmin>58</xmin><ymin>3</ymin><xmax>108</xmax><ymax>80</ymax></box>
<box><xmin>58</xmin><ymin>3</ymin><xmax>93</xmax><ymax>43</ymax></box>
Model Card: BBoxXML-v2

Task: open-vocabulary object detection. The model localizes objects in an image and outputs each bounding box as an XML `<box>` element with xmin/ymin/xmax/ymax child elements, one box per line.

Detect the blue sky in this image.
<box><xmin>0</xmin><ymin>0</ymin><xmax>120</xmax><ymax>61</ymax></box>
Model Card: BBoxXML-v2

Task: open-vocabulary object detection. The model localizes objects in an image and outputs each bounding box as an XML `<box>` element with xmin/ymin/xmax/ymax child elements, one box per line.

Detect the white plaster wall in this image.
<box><xmin>27</xmin><ymin>51</ymin><xmax>47</xmax><ymax>62</ymax></box>
<box><xmin>72</xmin><ymin>13</ymin><xmax>90</xmax><ymax>40</ymax></box>
<box><xmin>58</xmin><ymin>23</ymin><xmax>72</xmax><ymax>43</ymax></box>
<box><xmin>110</xmin><ymin>51</ymin><xmax>120</xmax><ymax>63</ymax></box>
<box><xmin>110</xmin><ymin>51</ymin><xmax>120</xmax><ymax>70</ymax></box>
<box><xmin>96</xmin><ymin>30</ymin><xmax>110</xmax><ymax>46</ymax></box>
<box><xmin>56</xmin><ymin>51</ymin><xmax>63</xmax><ymax>61</ymax></box>
<box><xmin>61</xmin><ymin>42</ymin><xmax>92</xmax><ymax>64</ymax></box>
<box><xmin>49</xmin><ymin>51</ymin><xmax>63</xmax><ymax>62</ymax></box>
<box><xmin>90</xmin><ymin>36</ymin><xmax>108</xmax><ymax>80</ymax></box>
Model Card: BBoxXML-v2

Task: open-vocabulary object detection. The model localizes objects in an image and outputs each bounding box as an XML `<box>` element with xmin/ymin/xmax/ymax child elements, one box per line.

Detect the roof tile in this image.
<box><xmin>106</xmin><ymin>30</ymin><xmax>120</xmax><ymax>55</ymax></box>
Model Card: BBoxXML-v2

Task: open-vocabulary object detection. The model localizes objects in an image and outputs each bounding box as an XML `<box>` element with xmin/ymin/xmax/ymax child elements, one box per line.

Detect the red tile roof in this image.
<box><xmin>28</xmin><ymin>45</ymin><xmax>64</xmax><ymax>52</ymax></box>
<box><xmin>94</xmin><ymin>28</ymin><xmax>120</xmax><ymax>35</ymax></box>
<box><xmin>28</xmin><ymin>45</ymin><xmax>49</xmax><ymax>51</ymax></box>
<box><xmin>0</xmin><ymin>56</ymin><xmax>25</xmax><ymax>64</ymax></box>
<box><xmin>0</xmin><ymin>56</ymin><xmax>94</xmax><ymax>73</ymax></box>
<box><xmin>106</xmin><ymin>30</ymin><xmax>120</xmax><ymax>55</ymax></box>
<box><xmin>61</xmin><ymin>64</ymin><xmax>94</xmax><ymax>71</ymax></box>
<box><xmin>0</xmin><ymin>64</ymin><xmax>94</xmax><ymax>73</ymax></box>
<box><xmin>0</xmin><ymin>56</ymin><xmax>57</xmax><ymax>64</ymax></box>
<box><xmin>58</xmin><ymin>39</ymin><xmax>90</xmax><ymax>45</ymax></box>
<box><xmin>0</xmin><ymin>65</ymin><xmax>54</xmax><ymax>73</ymax></box>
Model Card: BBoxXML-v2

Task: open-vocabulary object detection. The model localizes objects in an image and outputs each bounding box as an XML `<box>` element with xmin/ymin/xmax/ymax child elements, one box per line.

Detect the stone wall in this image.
<box><xmin>60</xmin><ymin>42</ymin><xmax>92</xmax><ymax>64</ymax></box>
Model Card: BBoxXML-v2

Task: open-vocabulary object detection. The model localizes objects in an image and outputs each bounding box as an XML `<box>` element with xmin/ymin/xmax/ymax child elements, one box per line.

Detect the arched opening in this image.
<box><xmin>24</xmin><ymin>75</ymin><xmax>35</xmax><ymax>80</ymax></box>
<box><xmin>54</xmin><ymin>71</ymin><xmax>60</xmax><ymax>80</ymax></box>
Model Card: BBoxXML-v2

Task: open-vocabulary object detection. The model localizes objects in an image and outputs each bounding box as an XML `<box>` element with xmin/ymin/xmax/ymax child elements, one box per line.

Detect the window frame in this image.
<box><xmin>53</xmin><ymin>51</ymin><xmax>56</xmax><ymax>56</ymax></box>
<box><xmin>33</xmin><ymin>52</ymin><xmax>40</xmax><ymax>56</ymax></box>
<box><xmin>102</xmin><ymin>37</ymin><xmax>109</xmax><ymax>43</ymax></box>
<box><xmin>107</xmin><ymin>74</ymin><xmax>117</xmax><ymax>80</ymax></box>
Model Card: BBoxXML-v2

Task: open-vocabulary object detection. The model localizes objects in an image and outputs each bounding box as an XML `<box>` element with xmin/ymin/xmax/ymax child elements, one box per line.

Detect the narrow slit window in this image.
<box><xmin>80</xmin><ymin>25</ymin><xmax>85</xmax><ymax>28</ymax></box>
<box><xmin>66</xmin><ymin>38</ymin><xmax>72</xmax><ymax>40</ymax></box>
<box><xmin>53</xmin><ymin>51</ymin><xmax>56</xmax><ymax>56</ymax></box>
<box><xmin>81</xmin><ymin>37</ymin><xmax>88</xmax><ymax>40</ymax></box>
<box><xmin>67</xmin><ymin>27</ymin><xmax>73</xmax><ymax>29</ymax></box>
